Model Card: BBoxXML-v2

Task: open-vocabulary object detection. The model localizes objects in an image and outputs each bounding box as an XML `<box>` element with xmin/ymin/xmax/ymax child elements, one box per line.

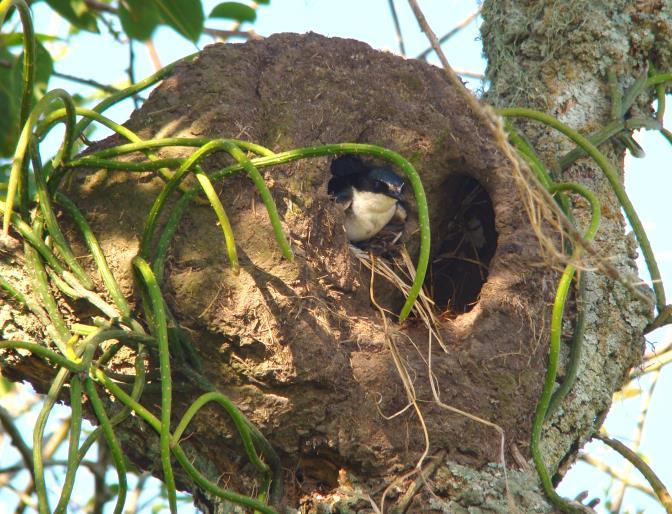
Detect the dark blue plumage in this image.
<box><xmin>328</xmin><ymin>155</ymin><xmax>406</xmax><ymax>242</ymax></box>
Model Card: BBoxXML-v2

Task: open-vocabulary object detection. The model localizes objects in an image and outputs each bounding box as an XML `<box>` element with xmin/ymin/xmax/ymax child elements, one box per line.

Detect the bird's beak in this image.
<box><xmin>389</xmin><ymin>185</ymin><xmax>404</xmax><ymax>200</ymax></box>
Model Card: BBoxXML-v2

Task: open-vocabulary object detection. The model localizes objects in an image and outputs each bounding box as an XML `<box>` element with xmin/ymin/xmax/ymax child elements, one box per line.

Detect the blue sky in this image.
<box><xmin>2</xmin><ymin>1</ymin><xmax>670</xmax><ymax>512</ymax></box>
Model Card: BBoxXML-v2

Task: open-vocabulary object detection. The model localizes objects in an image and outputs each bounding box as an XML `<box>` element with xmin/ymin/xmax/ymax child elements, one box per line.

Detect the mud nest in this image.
<box><xmin>48</xmin><ymin>34</ymin><xmax>554</xmax><ymax>502</ymax></box>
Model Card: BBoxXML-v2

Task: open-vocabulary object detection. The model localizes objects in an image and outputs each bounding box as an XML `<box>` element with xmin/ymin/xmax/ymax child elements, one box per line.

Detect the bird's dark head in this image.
<box><xmin>356</xmin><ymin>167</ymin><xmax>405</xmax><ymax>200</ymax></box>
<box><xmin>328</xmin><ymin>154</ymin><xmax>406</xmax><ymax>201</ymax></box>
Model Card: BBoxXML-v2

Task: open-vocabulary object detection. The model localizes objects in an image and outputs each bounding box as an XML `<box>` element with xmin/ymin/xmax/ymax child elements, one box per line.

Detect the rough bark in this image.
<box><xmin>482</xmin><ymin>0</ymin><xmax>671</xmax><ymax>482</ymax></box>
<box><xmin>0</xmin><ymin>2</ymin><xmax>669</xmax><ymax>512</ymax></box>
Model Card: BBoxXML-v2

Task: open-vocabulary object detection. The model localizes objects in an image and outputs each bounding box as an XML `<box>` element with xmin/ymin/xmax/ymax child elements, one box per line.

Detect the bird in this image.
<box><xmin>328</xmin><ymin>155</ymin><xmax>407</xmax><ymax>243</ymax></box>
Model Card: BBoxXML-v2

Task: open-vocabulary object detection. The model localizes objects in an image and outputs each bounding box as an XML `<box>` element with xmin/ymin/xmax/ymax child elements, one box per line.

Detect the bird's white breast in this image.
<box><xmin>344</xmin><ymin>189</ymin><xmax>398</xmax><ymax>242</ymax></box>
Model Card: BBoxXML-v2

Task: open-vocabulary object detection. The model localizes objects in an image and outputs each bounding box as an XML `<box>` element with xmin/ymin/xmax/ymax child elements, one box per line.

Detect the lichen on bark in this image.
<box><xmin>482</xmin><ymin>0</ymin><xmax>669</xmax><ymax>480</ymax></box>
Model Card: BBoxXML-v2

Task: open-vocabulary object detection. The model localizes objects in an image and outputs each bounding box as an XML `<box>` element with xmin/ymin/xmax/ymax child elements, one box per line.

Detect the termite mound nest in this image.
<box><xmin>9</xmin><ymin>33</ymin><xmax>557</xmax><ymax>504</ymax></box>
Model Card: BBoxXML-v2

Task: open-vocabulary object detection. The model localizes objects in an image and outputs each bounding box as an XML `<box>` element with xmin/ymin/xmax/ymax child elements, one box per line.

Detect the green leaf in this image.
<box><xmin>30</xmin><ymin>43</ymin><xmax>54</xmax><ymax>97</ymax></box>
<box><xmin>209</xmin><ymin>2</ymin><xmax>256</xmax><ymax>22</ymax></box>
<box><xmin>255</xmin><ymin>0</ymin><xmax>270</xmax><ymax>4</ymax></box>
<box><xmin>0</xmin><ymin>42</ymin><xmax>53</xmax><ymax>157</ymax></box>
<box><xmin>152</xmin><ymin>0</ymin><xmax>204</xmax><ymax>42</ymax></box>
<box><xmin>0</xmin><ymin>33</ymin><xmax>61</xmax><ymax>46</ymax></box>
<box><xmin>0</xmin><ymin>376</ymin><xmax>15</xmax><ymax>396</ymax></box>
<box><xmin>0</xmin><ymin>48</ymin><xmax>19</xmax><ymax>156</ymax></box>
<box><xmin>1</xmin><ymin>163</ymin><xmax>11</xmax><ymax>182</ymax></box>
<box><xmin>11</xmin><ymin>42</ymin><xmax>54</xmax><ymax>107</ymax></box>
<box><xmin>119</xmin><ymin>0</ymin><xmax>160</xmax><ymax>41</ymax></box>
<box><xmin>44</xmin><ymin>0</ymin><xmax>99</xmax><ymax>33</ymax></box>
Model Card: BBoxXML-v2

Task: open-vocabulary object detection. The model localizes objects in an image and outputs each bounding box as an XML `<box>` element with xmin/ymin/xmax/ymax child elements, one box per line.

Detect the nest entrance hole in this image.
<box><xmin>429</xmin><ymin>174</ymin><xmax>497</xmax><ymax>314</ymax></box>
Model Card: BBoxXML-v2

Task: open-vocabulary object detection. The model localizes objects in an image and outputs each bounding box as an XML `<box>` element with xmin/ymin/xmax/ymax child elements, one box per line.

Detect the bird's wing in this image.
<box><xmin>333</xmin><ymin>189</ymin><xmax>352</xmax><ymax>210</ymax></box>
<box><xmin>327</xmin><ymin>176</ymin><xmax>353</xmax><ymax>210</ymax></box>
<box><xmin>328</xmin><ymin>174</ymin><xmax>351</xmax><ymax>196</ymax></box>
<box><xmin>393</xmin><ymin>202</ymin><xmax>407</xmax><ymax>223</ymax></box>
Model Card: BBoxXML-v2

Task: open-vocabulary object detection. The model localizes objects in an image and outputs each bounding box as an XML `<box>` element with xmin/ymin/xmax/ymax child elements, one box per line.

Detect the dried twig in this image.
<box><xmin>0</xmin><ymin>406</ymin><xmax>34</xmax><ymax>482</ymax></box>
<box><xmin>610</xmin><ymin>369</ymin><xmax>662</xmax><ymax>511</ymax></box>
<box><xmin>595</xmin><ymin>433</ymin><xmax>672</xmax><ymax>513</ymax></box>
<box><xmin>354</xmin><ymin>246</ymin><xmax>516</xmax><ymax>512</ymax></box>
<box><xmin>580</xmin><ymin>453</ymin><xmax>656</xmax><ymax>499</ymax></box>
<box><xmin>203</xmin><ymin>28</ymin><xmax>263</xmax><ymax>41</ymax></box>
<box><xmin>416</xmin><ymin>7</ymin><xmax>481</xmax><ymax>60</ymax></box>
<box><xmin>367</xmin><ymin>254</ymin><xmax>431</xmax><ymax>514</ymax></box>
<box><xmin>631</xmin><ymin>347</ymin><xmax>672</xmax><ymax>379</ymax></box>
<box><xmin>391</xmin><ymin>450</ymin><xmax>446</xmax><ymax>513</ymax></box>
<box><xmin>0</xmin><ymin>59</ymin><xmax>120</xmax><ymax>93</ymax></box>
<box><xmin>387</xmin><ymin>0</ymin><xmax>406</xmax><ymax>56</ymax></box>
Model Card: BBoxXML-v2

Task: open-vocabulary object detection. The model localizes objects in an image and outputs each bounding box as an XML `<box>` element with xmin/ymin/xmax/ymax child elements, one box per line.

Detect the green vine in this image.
<box><xmin>500</xmin><ymin>107</ymin><xmax>665</xmax><ymax>313</ymax></box>
<box><xmin>70</xmin><ymin>139</ymin><xmax>431</xmax><ymax>322</ymax></box>
<box><xmin>0</xmin><ymin>5</ymin><xmax>431</xmax><ymax>513</ymax></box>
<box><xmin>0</xmin><ymin>0</ymin><xmax>35</xmax><ymax>127</ymax></box>
<box><xmin>133</xmin><ymin>256</ymin><xmax>177</xmax><ymax>512</ymax></box>
<box><xmin>531</xmin><ymin>183</ymin><xmax>600</xmax><ymax>514</ymax></box>
<box><xmin>499</xmin><ymin>69</ymin><xmax>672</xmax><ymax>512</ymax></box>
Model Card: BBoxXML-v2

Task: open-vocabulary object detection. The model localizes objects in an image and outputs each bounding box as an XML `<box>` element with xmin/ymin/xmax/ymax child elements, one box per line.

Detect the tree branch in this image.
<box><xmin>0</xmin><ymin>58</ymin><xmax>120</xmax><ymax>93</ymax></box>
<box><xmin>595</xmin><ymin>434</ymin><xmax>672</xmax><ymax>513</ymax></box>
<box><xmin>416</xmin><ymin>7</ymin><xmax>481</xmax><ymax>60</ymax></box>
<box><xmin>580</xmin><ymin>453</ymin><xmax>656</xmax><ymax>498</ymax></box>
<box><xmin>203</xmin><ymin>27</ymin><xmax>263</xmax><ymax>41</ymax></box>
<box><xmin>387</xmin><ymin>0</ymin><xmax>406</xmax><ymax>56</ymax></box>
<box><xmin>0</xmin><ymin>405</ymin><xmax>34</xmax><ymax>483</ymax></box>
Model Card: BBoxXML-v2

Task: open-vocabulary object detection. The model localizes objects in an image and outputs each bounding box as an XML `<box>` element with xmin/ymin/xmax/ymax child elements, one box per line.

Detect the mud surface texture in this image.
<box><xmin>0</xmin><ymin>32</ymin><xmax>650</xmax><ymax>512</ymax></box>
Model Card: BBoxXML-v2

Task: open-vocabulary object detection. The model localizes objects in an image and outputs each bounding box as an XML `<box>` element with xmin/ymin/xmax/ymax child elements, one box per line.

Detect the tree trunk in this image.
<box><xmin>482</xmin><ymin>0</ymin><xmax>670</xmax><ymax>481</ymax></box>
<box><xmin>1</xmin><ymin>2</ymin><xmax>670</xmax><ymax>512</ymax></box>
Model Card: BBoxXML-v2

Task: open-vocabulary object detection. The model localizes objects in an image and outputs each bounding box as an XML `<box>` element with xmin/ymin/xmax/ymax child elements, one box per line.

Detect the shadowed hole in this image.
<box><xmin>297</xmin><ymin>452</ymin><xmax>340</xmax><ymax>492</ymax></box>
<box><xmin>430</xmin><ymin>174</ymin><xmax>497</xmax><ymax>314</ymax></box>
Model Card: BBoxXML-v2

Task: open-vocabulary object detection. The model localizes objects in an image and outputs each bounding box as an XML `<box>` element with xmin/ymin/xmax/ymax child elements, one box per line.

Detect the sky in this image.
<box><xmin>1</xmin><ymin>1</ymin><xmax>670</xmax><ymax>513</ymax></box>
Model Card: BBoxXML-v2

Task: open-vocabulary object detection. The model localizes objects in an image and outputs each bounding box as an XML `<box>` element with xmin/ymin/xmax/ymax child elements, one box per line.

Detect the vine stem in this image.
<box><xmin>0</xmin><ymin>340</ymin><xmax>81</xmax><ymax>371</ymax></box>
<box><xmin>193</xmin><ymin>168</ymin><xmax>240</xmax><ymax>273</ymax></box>
<box><xmin>95</xmin><ymin>370</ymin><xmax>279</xmax><ymax>514</ymax></box>
<box><xmin>78</xmin><ymin>140</ymin><xmax>429</xmax><ymax>322</ymax></box>
<box><xmin>529</xmin><ymin>182</ymin><xmax>601</xmax><ymax>514</ymax></box>
<box><xmin>31</xmin><ymin>116</ymin><xmax>95</xmax><ymax>289</ymax></box>
<box><xmin>3</xmin><ymin>89</ymin><xmax>77</xmax><ymax>235</ymax></box>
<box><xmin>138</xmin><ymin>139</ymin><xmax>289</xmax><ymax>265</ymax></box>
<box><xmin>33</xmin><ymin>367</ymin><xmax>70</xmax><ymax>514</ymax></box>
<box><xmin>132</xmin><ymin>257</ymin><xmax>177</xmax><ymax>513</ymax></box>
<box><xmin>55</xmin><ymin>192</ymin><xmax>131</xmax><ymax>316</ymax></box>
<box><xmin>1</xmin><ymin>8</ymin><xmax>286</xmax><ymax>513</ymax></box>
<box><xmin>206</xmin><ymin>142</ymin><xmax>429</xmax><ymax>321</ymax></box>
<box><xmin>83</xmin><ymin>377</ymin><xmax>128</xmax><ymax>514</ymax></box>
<box><xmin>499</xmin><ymin>107</ymin><xmax>665</xmax><ymax>313</ymax></box>
<box><xmin>171</xmin><ymin>392</ymin><xmax>271</xmax><ymax>496</ymax></box>
<box><xmin>544</xmin><ymin>183</ymin><xmax>601</xmax><ymax>420</ymax></box>
<box><xmin>54</xmin><ymin>375</ymin><xmax>83</xmax><ymax>514</ymax></box>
